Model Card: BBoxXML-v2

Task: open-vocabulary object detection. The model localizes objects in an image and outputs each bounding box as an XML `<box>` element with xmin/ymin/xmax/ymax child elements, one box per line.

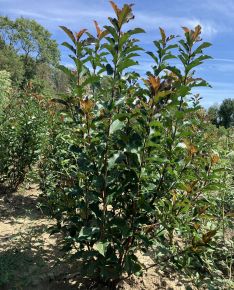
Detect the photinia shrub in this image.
<box><xmin>40</xmin><ymin>1</ymin><xmax>230</xmax><ymax>288</ymax></box>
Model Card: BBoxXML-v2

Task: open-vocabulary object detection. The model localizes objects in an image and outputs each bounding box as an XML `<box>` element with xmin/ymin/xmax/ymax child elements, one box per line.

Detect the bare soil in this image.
<box><xmin>0</xmin><ymin>185</ymin><xmax>196</xmax><ymax>290</ymax></box>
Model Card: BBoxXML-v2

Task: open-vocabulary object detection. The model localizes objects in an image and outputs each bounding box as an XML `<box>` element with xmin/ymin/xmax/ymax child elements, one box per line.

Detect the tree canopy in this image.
<box><xmin>219</xmin><ymin>98</ymin><xmax>234</xmax><ymax>128</ymax></box>
<box><xmin>0</xmin><ymin>16</ymin><xmax>60</xmax><ymax>65</ymax></box>
<box><xmin>0</xmin><ymin>16</ymin><xmax>61</xmax><ymax>88</ymax></box>
<box><xmin>208</xmin><ymin>98</ymin><xmax>234</xmax><ymax>128</ymax></box>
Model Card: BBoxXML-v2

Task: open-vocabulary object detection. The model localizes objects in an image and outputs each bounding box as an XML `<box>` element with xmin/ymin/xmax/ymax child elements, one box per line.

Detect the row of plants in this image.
<box><xmin>0</xmin><ymin>81</ymin><xmax>49</xmax><ymax>191</ymax></box>
<box><xmin>37</xmin><ymin>2</ymin><xmax>233</xmax><ymax>289</ymax></box>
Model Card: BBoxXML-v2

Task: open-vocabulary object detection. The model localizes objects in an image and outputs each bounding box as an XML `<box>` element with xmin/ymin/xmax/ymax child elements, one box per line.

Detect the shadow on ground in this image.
<box><xmin>0</xmin><ymin>185</ymin><xmax>82</xmax><ymax>290</ymax></box>
<box><xmin>0</xmin><ymin>185</ymin><xmax>42</xmax><ymax>223</ymax></box>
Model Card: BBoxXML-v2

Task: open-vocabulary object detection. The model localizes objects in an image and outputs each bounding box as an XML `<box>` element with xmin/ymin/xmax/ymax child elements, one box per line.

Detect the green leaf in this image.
<box><xmin>78</xmin><ymin>227</ymin><xmax>99</xmax><ymax>240</ymax></box>
<box><xmin>178</xmin><ymin>54</ymin><xmax>188</xmax><ymax>66</ymax></box>
<box><xmin>110</xmin><ymin>119</ymin><xmax>125</xmax><ymax>134</ymax></box>
<box><xmin>127</xmin><ymin>27</ymin><xmax>145</xmax><ymax>36</ymax></box>
<box><xmin>192</xmin><ymin>42</ymin><xmax>212</xmax><ymax>56</ymax></box>
<box><xmin>61</xmin><ymin>41</ymin><xmax>76</xmax><ymax>54</ymax></box>
<box><xmin>95</xmin><ymin>241</ymin><xmax>108</xmax><ymax>256</ymax></box>
<box><xmin>162</xmin><ymin>54</ymin><xmax>177</xmax><ymax>62</ymax></box>
<box><xmin>179</xmin><ymin>39</ymin><xmax>189</xmax><ymax>52</ymax></box>
<box><xmin>117</xmin><ymin>59</ymin><xmax>137</xmax><ymax>73</ymax></box>
<box><xmin>166</xmin><ymin>44</ymin><xmax>178</xmax><ymax>50</ymax></box>
<box><xmin>150</xmin><ymin>120</ymin><xmax>163</xmax><ymax>128</ymax></box>
<box><xmin>104</xmin><ymin>25</ymin><xmax>118</xmax><ymax>41</ymax></box>
<box><xmin>124</xmin><ymin>45</ymin><xmax>144</xmax><ymax>54</ymax></box>
<box><xmin>154</xmin><ymin>90</ymin><xmax>173</xmax><ymax>103</ymax></box>
<box><xmin>102</xmin><ymin>43</ymin><xmax>117</xmax><ymax>59</ymax></box>
<box><xmin>167</xmin><ymin>66</ymin><xmax>182</xmax><ymax>78</ymax></box>
<box><xmin>153</xmin><ymin>40</ymin><xmax>161</xmax><ymax>51</ymax></box>
<box><xmin>193</xmin><ymin>79</ymin><xmax>211</xmax><ymax>87</ymax></box>
<box><xmin>177</xmin><ymin>85</ymin><xmax>190</xmax><ymax>97</ymax></box>
<box><xmin>124</xmin><ymin>254</ymin><xmax>141</xmax><ymax>275</ymax></box>
<box><xmin>108</xmin><ymin>153</ymin><xmax>120</xmax><ymax>169</ymax></box>
<box><xmin>146</xmin><ymin>51</ymin><xmax>158</xmax><ymax>64</ymax></box>
<box><xmin>186</xmin><ymin>55</ymin><xmax>212</xmax><ymax>73</ymax></box>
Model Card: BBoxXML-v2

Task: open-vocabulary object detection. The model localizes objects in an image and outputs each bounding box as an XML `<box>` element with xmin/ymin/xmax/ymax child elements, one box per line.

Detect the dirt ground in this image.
<box><xmin>0</xmin><ymin>185</ymin><xmax>196</xmax><ymax>290</ymax></box>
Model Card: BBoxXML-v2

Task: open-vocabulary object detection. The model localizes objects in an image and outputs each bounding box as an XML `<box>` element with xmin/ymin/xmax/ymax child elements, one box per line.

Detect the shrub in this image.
<box><xmin>0</xmin><ymin>89</ymin><xmax>47</xmax><ymax>191</ymax></box>
<box><xmin>39</xmin><ymin>1</ymin><xmax>233</xmax><ymax>288</ymax></box>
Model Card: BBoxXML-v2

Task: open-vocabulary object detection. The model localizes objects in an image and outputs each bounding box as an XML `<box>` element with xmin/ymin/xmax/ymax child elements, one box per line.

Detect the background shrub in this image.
<box><xmin>0</xmin><ymin>89</ymin><xmax>47</xmax><ymax>191</ymax></box>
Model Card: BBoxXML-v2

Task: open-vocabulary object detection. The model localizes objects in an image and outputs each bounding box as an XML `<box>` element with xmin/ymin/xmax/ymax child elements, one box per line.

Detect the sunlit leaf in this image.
<box><xmin>110</xmin><ymin>119</ymin><xmax>125</xmax><ymax>134</ymax></box>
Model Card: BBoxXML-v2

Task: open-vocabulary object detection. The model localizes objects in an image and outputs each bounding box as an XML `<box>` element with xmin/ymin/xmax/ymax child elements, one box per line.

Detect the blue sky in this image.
<box><xmin>1</xmin><ymin>0</ymin><xmax>234</xmax><ymax>108</ymax></box>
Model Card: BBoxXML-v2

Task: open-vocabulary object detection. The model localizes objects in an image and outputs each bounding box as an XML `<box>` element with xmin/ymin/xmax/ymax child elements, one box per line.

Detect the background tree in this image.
<box><xmin>0</xmin><ymin>17</ymin><xmax>59</xmax><ymax>65</ymax></box>
<box><xmin>0</xmin><ymin>16</ymin><xmax>60</xmax><ymax>87</ymax></box>
<box><xmin>218</xmin><ymin>98</ymin><xmax>234</xmax><ymax>128</ymax></box>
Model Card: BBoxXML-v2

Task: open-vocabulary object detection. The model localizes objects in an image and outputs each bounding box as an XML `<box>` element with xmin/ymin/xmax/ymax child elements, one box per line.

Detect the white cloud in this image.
<box><xmin>201</xmin><ymin>0</ymin><xmax>234</xmax><ymax>17</ymax></box>
<box><xmin>4</xmin><ymin>3</ymin><xmax>219</xmax><ymax>39</ymax></box>
<box><xmin>206</xmin><ymin>59</ymin><xmax>234</xmax><ymax>73</ymax></box>
<box><xmin>134</xmin><ymin>11</ymin><xmax>219</xmax><ymax>38</ymax></box>
<box><xmin>213</xmin><ymin>58</ymin><xmax>234</xmax><ymax>63</ymax></box>
<box><xmin>5</xmin><ymin>7</ymin><xmax>111</xmax><ymax>23</ymax></box>
<box><xmin>186</xmin><ymin>19</ymin><xmax>218</xmax><ymax>38</ymax></box>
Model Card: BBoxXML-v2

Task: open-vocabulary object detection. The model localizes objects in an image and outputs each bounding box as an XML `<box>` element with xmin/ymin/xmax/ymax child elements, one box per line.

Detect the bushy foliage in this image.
<box><xmin>207</xmin><ymin>98</ymin><xmax>234</xmax><ymax>128</ymax></box>
<box><xmin>0</xmin><ymin>45</ymin><xmax>25</xmax><ymax>85</ymax></box>
<box><xmin>0</xmin><ymin>89</ymin><xmax>47</xmax><ymax>191</ymax></box>
<box><xmin>219</xmin><ymin>98</ymin><xmax>234</xmax><ymax>128</ymax></box>
<box><xmin>38</xmin><ymin>2</ymin><xmax>234</xmax><ymax>288</ymax></box>
<box><xmin>152</xmin><ymin>112</ymin><xmax>234</xmax><ymax>288</ymax></box>
<box><xmin>0</xmin><ymin>70</ymin><xmax>11</xmax><ymax>107</ymax></box>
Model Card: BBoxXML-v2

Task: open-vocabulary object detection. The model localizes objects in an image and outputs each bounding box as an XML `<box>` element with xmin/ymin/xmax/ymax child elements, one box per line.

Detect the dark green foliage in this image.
<box><xmin>0</xmin><ymin>90</ymin><xmax>47</xmax><ymax>191</ymax></box>
<box><xmin>207</xmin><ymin>98</ymin><xmax>234</xmax><ymax>128</ymax></box>
<box><xmin>0</xmin><ymin>42</ymin><xmax>25</xmax><ymax>86</ymax></box>
<box><xmin>219</xmin><ymin>98</ymin><xmax>234</xmax><ymax>128</ymax></box>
